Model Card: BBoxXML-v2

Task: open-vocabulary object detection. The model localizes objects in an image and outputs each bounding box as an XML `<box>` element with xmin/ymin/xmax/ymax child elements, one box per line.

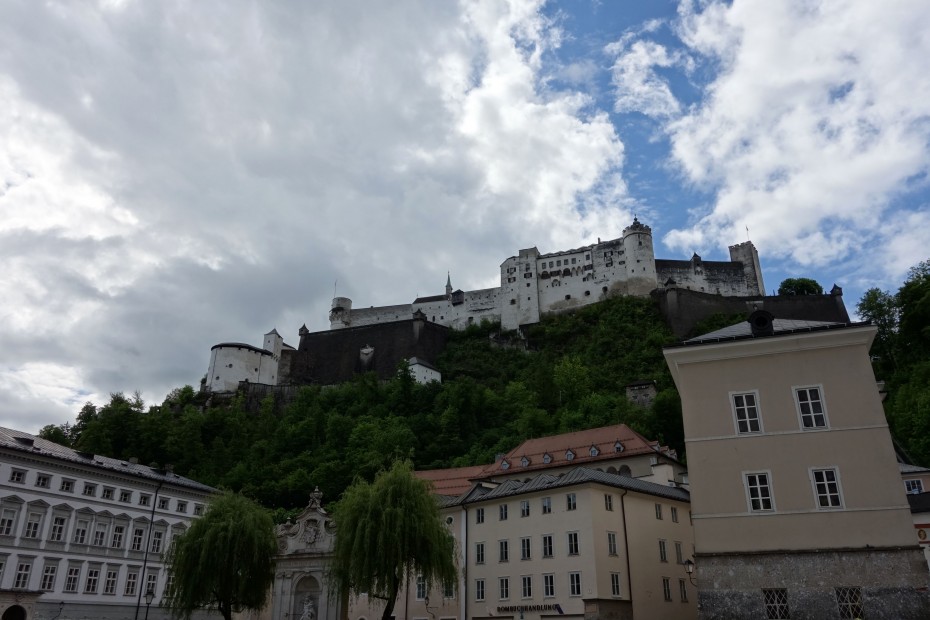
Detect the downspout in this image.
<box><xmin>134</xmin><ymin>478</ymin><xmax>164</xmax><ymax>620</ymax></box>
<box><xmin>619</xmin><ymin>490</ymin><xmax>632</xmax><ymax>602</ymax></box>
<box><xmin>460</xmin><ymin>505</ymin><xmax>468</xmax><ymax>620</ymax></box>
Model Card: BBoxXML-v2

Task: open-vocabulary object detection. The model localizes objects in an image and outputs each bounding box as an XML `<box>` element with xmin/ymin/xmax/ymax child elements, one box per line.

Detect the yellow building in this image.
<box><xmin>664</xmin><ymin>311</ymin><xmax>930</xmax><ymax>619</ymax></box>
<box><xmin>350</xmin><ymin>424</ymin><xmax>697</xmax><ymax>620</ymax></box>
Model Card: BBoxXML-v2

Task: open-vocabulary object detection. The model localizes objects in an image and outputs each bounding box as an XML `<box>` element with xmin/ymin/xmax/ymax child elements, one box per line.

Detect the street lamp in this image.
<box><xmin>684</xmin><ymin>559</ymin><xmax>697</xmax><ymax>586</ymax></box>
<box><xmin>144</xmin><ymin>587</ymin><xmax>156</xmax><ymax>620</ymax></box>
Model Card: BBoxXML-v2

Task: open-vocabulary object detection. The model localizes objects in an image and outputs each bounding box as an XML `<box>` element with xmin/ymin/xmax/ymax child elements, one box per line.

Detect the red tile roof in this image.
<box><xmin>416</xmin><ymin>464</ymin><xmax>487</xmax><ymax>496</ymax></box>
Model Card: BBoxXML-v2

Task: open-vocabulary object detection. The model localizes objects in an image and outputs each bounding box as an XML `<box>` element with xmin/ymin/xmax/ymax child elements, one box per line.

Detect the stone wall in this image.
<box><xmin>696</xmin><ymin>547</ymin><xmax>930</xmax><ymax>620</ymax></box>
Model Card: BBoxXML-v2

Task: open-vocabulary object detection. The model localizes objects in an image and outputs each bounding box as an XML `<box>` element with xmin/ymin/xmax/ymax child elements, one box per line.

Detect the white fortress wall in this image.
<box><xmin>342</xmin><ymin>303</ymin><xmax>414</xmax><ymax>328</ymax></box>
<box><xmin>207</xmin><ymin>345</ymin><xmax>274</xmax><ymax>392</ymax></box>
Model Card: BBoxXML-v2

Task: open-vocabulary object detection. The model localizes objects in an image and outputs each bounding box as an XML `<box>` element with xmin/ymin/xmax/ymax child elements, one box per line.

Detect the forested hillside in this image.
<box><xmin>39</xmin><ymin>296</ymin><xmax>683</xmax><ymax>515</ymax></box>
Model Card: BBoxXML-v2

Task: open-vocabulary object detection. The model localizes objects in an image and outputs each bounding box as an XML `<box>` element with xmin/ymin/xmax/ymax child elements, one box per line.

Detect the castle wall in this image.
<box><xmin>656</xmin><ymin>259</ymin><xmax>754</xmax><ymax>296</ymax></box>
<box><xmin>206</xmin><ymin>344</ymin><xmax>278</xmax><ymax>393</ymax></box>
<box><xmin>333</xmin><ymin>303</ymin><xmax>413</xmax><ymax>329</ymax></box>
<box><xmin>413</xmin><ymin>287</ymin><xmax>502</xmax><ymax>330</ymax></box>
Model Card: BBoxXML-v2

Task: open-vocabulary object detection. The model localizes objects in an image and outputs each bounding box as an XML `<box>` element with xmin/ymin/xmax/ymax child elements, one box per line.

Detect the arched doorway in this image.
<box><xmin>2</xmin><ymin>605</ymin><xmax>27</xmax><ymax>620</ymax></box>
<box><xmin>293</xmin><ymin>574</ymin><xmax>322</xmax><ymax>620</ymax></box>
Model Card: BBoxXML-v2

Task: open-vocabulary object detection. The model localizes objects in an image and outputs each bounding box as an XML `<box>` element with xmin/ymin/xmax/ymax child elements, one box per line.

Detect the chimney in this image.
<box><xmin>748</xmin><ymin>310</ymin><xmax>775</xmax><ymax>337</ymax></box>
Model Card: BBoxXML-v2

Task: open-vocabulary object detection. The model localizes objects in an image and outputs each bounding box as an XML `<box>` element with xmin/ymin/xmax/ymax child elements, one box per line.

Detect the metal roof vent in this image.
<box><xmin>749</xmin><ymin>310</ymin><xmax>775</xmax><ymax>337</ymax></box>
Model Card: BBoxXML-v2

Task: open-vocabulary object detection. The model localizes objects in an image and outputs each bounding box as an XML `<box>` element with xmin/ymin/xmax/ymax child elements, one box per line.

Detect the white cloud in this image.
<box><xmin>607</xmin><ymin>39</ymin><xmax>683</xmax><ymax>118</ymax></box>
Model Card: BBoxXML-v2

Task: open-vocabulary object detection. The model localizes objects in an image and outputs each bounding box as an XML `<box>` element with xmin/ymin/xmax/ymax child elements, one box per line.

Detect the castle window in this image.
<box><xmin>586</xmin><ymin>254</ymin><xmax>590</xmax><ymax>260</ymax></box>
<box><xmin>565</xmin><ymin>295</ymin><xmax>571</xmax><ymax>300</ymax></box>
<box><xmin>602</xmin><ymin>287</ymin><xmax>608</xmax><ymax>293</ymax></box>
<box><xmin>510</xmin><ymin>299</ymin><xmax>516</xmax><ymax>305</ymax></box>
<box><xmin>557</xmin><ymin>260</ymin><xmax>561</xmax><ymax>266</ymax></box>
<box><xmin>571</xmin><ymin>258</ymin><xmax>576</xmax><ymax>264</ymax></box>
<box><xmin>584</xmin><ymin>291</ymin><xmax>590</xmax><ymax>297</ymax></box>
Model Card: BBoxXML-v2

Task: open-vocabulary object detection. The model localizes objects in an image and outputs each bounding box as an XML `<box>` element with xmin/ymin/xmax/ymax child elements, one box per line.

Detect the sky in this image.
<box><xmin>2</xmin><ymin>0</ymin><xmax>929</xmax><ymax>433</ymax></box>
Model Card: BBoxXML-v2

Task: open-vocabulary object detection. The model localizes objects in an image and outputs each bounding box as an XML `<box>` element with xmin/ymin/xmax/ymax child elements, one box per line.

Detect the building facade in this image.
<box><xmin>0</xmin><ymin>427</ymin><xmax>215</xmax><ymax>620</ymax></box>
<box><xmin>350</xmin><ymin>424</ymin><xmax>696</xmax><ymax>620</ymax></box>
<box><xmin>664</xmin><ymin>311</ymin><xmax>930</xmax><ymax>619</ymax></box>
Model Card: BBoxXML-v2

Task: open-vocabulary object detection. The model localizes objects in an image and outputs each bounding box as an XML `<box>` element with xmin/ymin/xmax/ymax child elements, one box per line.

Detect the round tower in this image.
<box><xmin>622</xmin><ymin>218</ymin><xmax>658</xmax><ymax>295</ymax></box>
<box><xmin>329</xmin><ymin>297</ymin><xmax>353</xmax><ymax>329</ymax></box>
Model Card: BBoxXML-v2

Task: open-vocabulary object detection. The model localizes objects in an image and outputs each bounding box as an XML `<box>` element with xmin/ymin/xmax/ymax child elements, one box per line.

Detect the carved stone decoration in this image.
<box><xmin>303</xmin><ymin>518</ymin><xmax>320</xmax><ymax>544</ymax></box>
<box><xmin>307</xmin><ymin>486</ymin><xmax>324</xmax><ymax>509</ymax></box>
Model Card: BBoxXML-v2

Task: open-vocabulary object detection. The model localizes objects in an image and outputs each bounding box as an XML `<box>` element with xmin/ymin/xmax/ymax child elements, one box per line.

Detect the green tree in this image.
<box><xmin>330</xmin><ymin>460</ymin><xmax>457</xmax><ymax>620</ymax></box>
<box><xmin>777</xmin><ymin>277</ymin><xmax>824</xmax><ymax>295</ymax></box>
<box><xmin>856</xmin><ymin>287</ymin><xmax>899</xmax><ymax>375</ymax></box>
<box><xmin>165</xmin><ymin>492</ymin><xmax>276</xmax><ymax>620</ymax></box>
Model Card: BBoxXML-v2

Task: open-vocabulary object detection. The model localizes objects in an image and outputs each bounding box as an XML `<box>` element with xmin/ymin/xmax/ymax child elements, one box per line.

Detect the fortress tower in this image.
<box><xmin>330</xmin><ymin>296</ymin><xmax>353</xmax><ymax>329</ymax></box>
<box><xmin>622</xmin><ymin>217</ymin><xmax>658</xmax><ymax>296</ymax></box>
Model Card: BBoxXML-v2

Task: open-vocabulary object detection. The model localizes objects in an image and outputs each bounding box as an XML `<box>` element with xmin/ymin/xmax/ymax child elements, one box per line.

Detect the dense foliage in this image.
<box><xmin>777</xmin><ymin>277</ymin><xmax>824</xmax><ymax>295</ymax></box>
<box><xmin>165</xmin><ymin>491</ymin><xmax>276</xmax><ymax>620</ymax></box>
<box><xmin>857</xmin><ymin>260</ymin><xmax>930</xmax><ymax>464</ymax></box>
<box><xmin>39</xmin><ymin>295</ymin><xmax>682</xmax><ymax>514</ymax></box>
<box><xmin>330</xmin><ymin>460</ymin><xmax>456</xmax><ymax>620</ymax></box>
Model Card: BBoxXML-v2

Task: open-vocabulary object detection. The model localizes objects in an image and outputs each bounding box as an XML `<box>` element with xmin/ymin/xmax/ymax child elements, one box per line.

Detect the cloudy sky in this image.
<box><xmin>2</xmin><ymin>0</ymin><xmax>929</xmax><ymax>432</ymax></box>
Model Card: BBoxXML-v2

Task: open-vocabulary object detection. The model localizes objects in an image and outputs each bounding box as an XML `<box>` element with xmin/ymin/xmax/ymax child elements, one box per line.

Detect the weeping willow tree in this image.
<box><xmin>331</xmin><ymin>460</ymin><xmax>457</xmax><ymax>620</ymax></box>
<box><xmin>164</xmin><ymin>491</ymin><xmax>277</xmax><ymax>620</ymax></box>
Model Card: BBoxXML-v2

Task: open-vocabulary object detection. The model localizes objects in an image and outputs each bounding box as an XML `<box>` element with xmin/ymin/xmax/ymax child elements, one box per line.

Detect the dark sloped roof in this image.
<box><xmin>444</xmin><ymin>466</ymin><xmax>689</xmax><ymax>506</ymax></box>
<box><xmin>671</xmin><ymin>319</ymin><xmax>870</xmax><ymax>347</ymax></box>
<box><xmin>0</xmin><ymin>427</ymin><xmax>215</xmax><ymax>493</ymax></box>
<box><xmin>210</xmin><ymin>342</ymin><xmax>272</xmax><ymax>355</ymax></box>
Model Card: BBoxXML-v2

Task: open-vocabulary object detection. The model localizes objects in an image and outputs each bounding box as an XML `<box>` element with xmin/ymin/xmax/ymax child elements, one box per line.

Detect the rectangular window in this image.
<box><xmin>9</xmin><ymin>469</ymin><xmax>25</xmax><ymax>484</ymax></box>
<box><xmin>475</xmin><ymin>507</ymin><xmax>485</xmax><ymax>524</ymax></box>
<box><xmin>566</xmin><ymin>493</ymin><xmax>577</xmax><ymax>511</ymax></box>
<box><xmin>542</xmin><ymin>497</ymin><xmax>551</xmax><ymax>514</ymax></box>
<box><xmin>611</xmin><ymin>573</ymin><xmax>621</xmax><ymax>597</ymax></box>
<box><xmin>0</xmin><ymin>509</ymin><xmax>15</xmax><ymax>536</ymax></box>
<box><xmin>544</xmin><ymin>574</ymin><xmax>555</xmax><ymax>597</ymax></box>
<box><xmin>745</xmin><ymin>472</ymin><xmax>774</xmax><ymax>512</ymax></box>
<box><xmin>906</xmin><ymin>479</ymin><xmax>924</xmax><ymax>494</ymax></box>
<box><xmin>35</xmin><ymin>474</ymin><xmax>51</xmax><ymax>489</ymax></box>
<box><xmin>104</xmin><ymin>569</ymin><xmax>118</xmax><ymax>595</ymax></box>
<box><xmin>671</xmin><ymin>506</ymin><xmax>679</xmax><ymax>523</ymax></box>
<box><xmin>50</xmin><ymin>516</ymin><xmax>67</xmax><ymax>542</ymax></box>
<box><xmin>131</xmin><ymin>528</ymin><xmax>145</xmax><ymax>551</ymax></box>
<box><xmin>176</xmin><ymin>501</ymin><xmax>188</xmax><ymax>514</ymax></box>
<box><xmin>520</xmin><ymin>500</ymin><xmax>530</xmax><ymax>517</ymax></box>
<box><xmin>499</xmin><ymin>504</ymin><xmax>508</xmax><ymax>521</ymax></box>
<box><xmin>655</xmin><ymin>503</ymin><xmax>663</xmax><ymax>519</ymax></box>
<box><xmin>65</xmin><ymin>566</ymin><xmax>81</xmax><ymax>592</ymax></box>
<box><xmin>40</xmin><ymin>564</ymin><xmax>57</xmax><ymax>591</ymax></box>
<box><xmin>675</xmin><ymin>541</ymin><xmax>683</xmax><ymax>564</ymax></box>
<box><xmin>14</xmin><ymin>562</ymin><xmax>31</xmax><ymax>589</ymax></box>
<box><xmin>812</xmin><ymin>468</ymin><xmax>843</xmax><ymax>509</ymax></box>
<box><xmin>763</xmin><ymin>588</ymin><xmax>790</xmax><ymax>619</ymax></box>
<box><xmin>158</xmin><ymin>497</ymin><xmax>169</xmax><ymax>510</ymax></box>
<box><xmin>416</xmin><ymin>575</ymin><xmax>427</xmax><ymax>600</ymax></box>
<box><xmin>119</xmin><ymin>490</ymin><xmax>132</xmax><ymax>503</ymax></box>
<box><xmin>24</xmin><ymin>513</ymin><xmax>42</xmax><ymax>539</ymax></box>
<box><xmin>475</xmin><ymin>579</ymin><xmax>485</xmax><ymax>602</ymax></box>
<box><xmin>93</xmin><ymin>524</ymin><xmax>107</xmax><ymax>546</ymax></box>
<box><xmin>522</xmin><ymin>575</ymin><xmax>532</xmax><ymax>598</ymax></box>
<box><xmin>85</xmin><ymin>568</ymin><xmax>100</xmax><ymax>593</ymax></box>
<box><xmin>146</xmin><ymin>572</ymin><xmax>158</xmax><ymax>597</ymax></box>
<box><xmin>542</xmin><ymin>534</ymin><xmax>553</xmax><ymax>558</ymax></box>
<box><xmin>659</xmin><ymin>539</ymin><xmax>668</xmax><ymax>562</ymax></box>
<box><xmin>796</xmin><ymin>386</ymin><xmax>827</xmax><ymax>429</ymax></box>
<box><xmin>662</xmin><ymin>577</ymin><xmax>672</xmax><ymax>602</ymax></box>
<box><xmin>475</xmin><ymin>542</ymin><xmax>485</xmax><ymax>564</ymax></box>
<box><xmin>102</xmin><ymin>487</ymin><xmax>114</xmax><ymax>500</ymax></box>
<box><xmin>151</xmin><ymin>531</ymin><xmax>164</xmax><ymax>553</ymax></box>
<box><xmin>83</xmin><ymin>483</ymin><xmax>97</xmax><ymax>497</ymax></box>
<box><xmin>521</xmin><ymin>537</ymin><xmax>531</xmax><ymax>560</ymax></box>
<box><xmin>194</xmin><ymin>504</ymin><xmax>204</xmax><ymax>516</ymax></box>
<box><xmin>569</xmin><ymin>572</ymin><xmax>581</xmax><ymax>597</ymax></box>
<box><xmin>443</xmin><ymin>581</ymin><xmax>454</xmax><ymax>599</ymax></box>
<box><xmin>111</xmin><ymin>525</ymin><xmax>125</xmax><ymax>549</ymax></box>
<box><xmin>124</xmin><ymin>571</ymin><xmax>138</xmax><ymax>596</ymax></box>
<box><xmin>567</xmin><ymin>532</ymin><xmax>579</xmax><ymax>555</ymax></box>
<box><xmin>607</xmin><ymin>532</ymin><xmax>618</xmax><ymax>555</ymax></box>
<box><xmin>604</xmin><ymin>494</ymin><xmax>613</xmax><ymax>511</ymax></box>
<box><xmin>73</xmin><ymin>520</ymin><xmax>88</xmax><ymax>544</ymax></box>
<box><xmin>499</xmin><ymin>540</ymin><xmax>509</xmax><ymax>562</ymax></box>
<box><xmin>732</xmin><ymin>391</ymin><xmax>762</xmax><ymax>433</ymax></box>
<box><xmin>60</xmin><ymin>479</ymin><xmax>74</xmax><ymax>493</ymax></box>
<box><xmin>139</xmin><ymin>494</ymin><xmax>150</xmax><ymax>507</ymax></box>
<box><xmin>499</xmin><ymin>577</ymin><xmax>510</xmax><ymax>600</ymax></box>
<box><xmin>679</xmin><ymin>579</ymin><xmax>688</xmax><ymax>602</ymax></box>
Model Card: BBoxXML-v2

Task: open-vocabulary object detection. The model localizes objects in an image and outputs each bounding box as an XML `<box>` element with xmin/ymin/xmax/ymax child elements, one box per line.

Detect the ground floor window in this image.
<box><xmin>835</xmin><ymin>586</ymin><xmax>863</xmax><ymax>619</ymax></box>
<box><xmin>762</xmin><ymin>588</ymin><xmax>789</xmax><ymax>619</ymax></box>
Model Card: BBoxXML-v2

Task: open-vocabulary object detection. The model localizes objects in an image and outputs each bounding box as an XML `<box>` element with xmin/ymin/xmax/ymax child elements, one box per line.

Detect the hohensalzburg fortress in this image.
<box><xmin>330</xmin><ymin>218</ymin><xmax>764</xmax><ymax>332</ymax></box>
<box><xmin>206</xmin><ymin>219</ymin><xmax>764</xmax><ymax>393</ymax></box>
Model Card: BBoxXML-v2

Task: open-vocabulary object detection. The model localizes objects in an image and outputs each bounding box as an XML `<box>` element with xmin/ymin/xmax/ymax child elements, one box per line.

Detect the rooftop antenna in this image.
<box><xmin>333</xmin><ymin>279</ymin><xmax>338</xmax><ymax>298</ymax></box>
<box><xmin>746</xmin><ymin>225</ymin><xmax>751</xmax><ymax>242</ymax></box>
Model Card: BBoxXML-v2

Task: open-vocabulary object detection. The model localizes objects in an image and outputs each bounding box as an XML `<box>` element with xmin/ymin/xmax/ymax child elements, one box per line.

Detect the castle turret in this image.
<box><xmin>445</xmin><ymin>273</ymin><xmax>452</xmax><ymax>298</ymax></box>
<box><xmin>622</xmin><ymin>218</ymin><xmax>658</xmax><ymax>295</ymax></box>
<box><xmin>263</xmin><ymin>328</ymin><xmax>284</xmax><ymax>360</ymax></box>
<box><xmin>329</xmin><ymin>296</ymin><xmax>353</xmax><ymax>329</ymax></box>
<box><xmin>728</xmin><ymin>241</ymin><xmax>765</xmax><ymax>296</ymax></box>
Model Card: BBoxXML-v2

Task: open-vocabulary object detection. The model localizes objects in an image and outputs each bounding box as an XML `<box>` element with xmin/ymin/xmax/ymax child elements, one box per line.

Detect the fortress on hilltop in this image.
<box><xmin>205</xmin><ymin>218</ymin><xmax>769</xmax><ymax>393</ymax></box>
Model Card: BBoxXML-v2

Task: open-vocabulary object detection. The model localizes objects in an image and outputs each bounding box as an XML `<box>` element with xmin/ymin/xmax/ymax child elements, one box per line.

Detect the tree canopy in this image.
<box><xmin>165</xmin><ymin>491</ymin><xmax>277</xmax><ymax>620</ymax></box>
<box><xmin>777</xmin><ymin>277</ymin><xmax>824</xmax><ymax>296</ymax></box>
<box><xmin>330</xmin><ymin>460</ymin><xmax>457</xmax><ymax>620</ymax></box>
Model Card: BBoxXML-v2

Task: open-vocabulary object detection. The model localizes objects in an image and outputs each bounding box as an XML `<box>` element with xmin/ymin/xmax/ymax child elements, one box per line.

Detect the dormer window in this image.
<box><xmin>589</xmin><ymin>446</ymin><xmax>600</xmax><ymax>457</ymax></box>
<box><xmin>543</xmin><ymin>453</ymin><xmax>552</xmax><ymax>464</ymax></box>
<box><xmin>614</xmin><ymin>441</ymin><xmax>624</xmax><ymax>453</ymax></box>
<box><xmin>501</xmin><ymin>460</ymin><xmax>510</xmax><ymax>470</ymax></box>
<box><xmin>565</xmin><ymin>450</ymin><xmax>575</xmax><ymax>461</ymax></box>
<box><xmin>520</xmin><ymin>456</ymin><xmax>530</xmax><ymax>467</ymax></box>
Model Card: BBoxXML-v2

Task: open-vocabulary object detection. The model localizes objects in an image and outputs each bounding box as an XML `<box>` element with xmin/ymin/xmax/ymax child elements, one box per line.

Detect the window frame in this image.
<box><xmin>731</xmin><ymin>390</ymin><xmax>763</xmax><ymax>434</ymax></box>
<box><xmin>541</xmin><ymin>497</ymin><xmax>552</xmax><ymax>514</ymax></box>
<box><xmin>569</xmin><ymin>572</ymin><xmax>581</xmax><ymax>597</ymax></box>
<box><xmin>520</xmin><ymin>537</ymin><xmax>531</xmax><ymax>560</ymax></box>
<box><xmin>567</xmin><ymin>531</ymin><xmax>579</xmax><ymax>556</ymax></box>
<box><xmin>520</xmin><ymin>500</ymin><xmax>530</xmax><ymax>518</ymax></box>
<box><xmin>499</xmin><ymin>539</ymin><xmax>509</xmax><ymax>563</ymax></box>
<box><xmin>810</xmin><ymin>467</ymin><xmax>844</xmax><ymax>510</ymax></box>
<box><xmin>521</xmin><ymin>575</ymin><xmax>532</xmax><ymax>599</ymax></box>
<box><xmin>566</xmin><ymin>493</ymin><xmax>577</xmax><ymax>511</ymax></box>
<box><xmin>499</xmin><ymin>504</ymin><xmax>508</xmax><ymax>521</ymax></box>
<box><xmin>542</xmin><ymin>534</ymin><xmax>553</xmax><ymax>558</ymax></box>
<box><xmin>662</xmin><ymin>577</ymin><xmax>672</xmax><ymax>602</ymax></box>
<box><xmin>607</xmin><ymin>531</ymin><xmax>618</xmax><ymax>556</ymax></box>
<box><xmin>604</xmin><ymin>494</ymin><xmax>613</xmax><ymax>511</ymax></box>
<box><xmin>475</xmin><ymin>507</ymin><xmax>484</xmax><ymax>524</ymax></box>
<box><xmin>794</xmin><ymin>384</ymin><xmax>829</xmax><ymax>430</ymax></box>
<box><xmin>744</xmin><ymin>471</ymin><xmax>775</xmax><ymax>513</ymax></box>
<box><xmin>499</xmin><ymin>577</ymin><xmax>510</xmax><ymax>601</ymax></box>
<box><xmin>658</xmin><ymin>539</ymin><xmax>668</xmax><ymax>562</ymax></box>
<box><xmin>475</xmin><ymin>542</ymin><xmax>485</xmax><ymax>565</ymax></box>
<box><xmin>40</xmin><ymin>562</ymin><xmax>58</xmax><ymax>591</ymax></box>
<box><xmin>906</xmin><ymin>479</ymin><xmax>924</xmax><ymax>494</ymax></box>
<box><xmin>475</xmin><ymin>578</ymin><xmax>485</xmax><ymax>602</ymax></box>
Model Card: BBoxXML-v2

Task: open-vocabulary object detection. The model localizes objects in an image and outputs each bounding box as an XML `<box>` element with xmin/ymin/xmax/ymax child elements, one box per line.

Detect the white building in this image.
<box><xmin>0</xmin><ymin>427</ymin><xmax>215</xmax><ymax>620</ymax></box>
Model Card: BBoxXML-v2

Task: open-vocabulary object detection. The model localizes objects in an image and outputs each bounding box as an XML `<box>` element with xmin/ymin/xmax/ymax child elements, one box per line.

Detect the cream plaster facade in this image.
<box><xmin>664</xmin><ymin>314</ymin><xmax>930</xmax><ymax>619</ymax></box>
<box><xmin>0</xmin><ymin>427</ymin><xmax>215</xmax><ymax>620</ymax></box>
